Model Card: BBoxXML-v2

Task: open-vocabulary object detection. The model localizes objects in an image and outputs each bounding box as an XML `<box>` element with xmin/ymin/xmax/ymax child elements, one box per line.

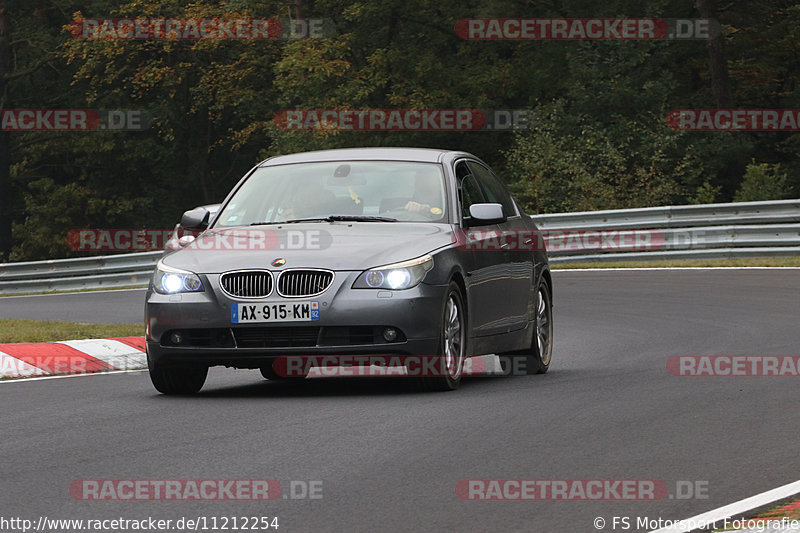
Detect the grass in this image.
<box><xmin>0</xmin><ymin>319</ymin><xmax>143</xmax><ymax>343</ymax></box>
<box><xmin>553</xmin><ymin>256</ymin><xmax>800</xmax><ymax>269</ymax></box>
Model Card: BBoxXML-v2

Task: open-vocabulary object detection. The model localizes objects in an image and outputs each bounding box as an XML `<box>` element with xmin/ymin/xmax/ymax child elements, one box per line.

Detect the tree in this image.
<box><xmin>2</xmin><ymin>0</ymin><xmax>799</xmax><ymax>260</ymax></box>
<box><xmin>0</xmin><ymin>0</ymin><xmax>64</xmax><ymax>260</ymax></box>
<box><xmin>734</xmin><ymin>161</ymin><xmax>789</xmax><ymax>202</ymax></box>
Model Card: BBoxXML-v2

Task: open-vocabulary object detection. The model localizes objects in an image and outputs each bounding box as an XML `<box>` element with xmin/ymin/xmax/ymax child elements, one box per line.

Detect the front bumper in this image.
<box><xmin>145</xmin><ymin>270</ymin><xmax>446</xmax><ymax>368</ymax></box>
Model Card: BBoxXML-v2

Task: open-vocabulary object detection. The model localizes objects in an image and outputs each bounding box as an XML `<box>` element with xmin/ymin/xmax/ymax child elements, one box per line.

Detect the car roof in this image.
<box><xmin>259</xmin><ymin>147</ymin><xmax>471</xmax><ymax>166</ymax></box>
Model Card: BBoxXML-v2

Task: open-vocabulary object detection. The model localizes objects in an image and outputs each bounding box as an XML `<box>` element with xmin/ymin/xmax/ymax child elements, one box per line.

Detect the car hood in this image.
<box><xmin>161</xmin><ymin>222</ymin><xmax>455</xmax><ymax>273</ymax></box>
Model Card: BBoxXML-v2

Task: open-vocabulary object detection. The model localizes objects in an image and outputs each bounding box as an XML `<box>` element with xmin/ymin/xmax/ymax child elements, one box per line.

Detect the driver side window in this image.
<box><xmin>455</xmin><ymin>161</ymin><xmax>486</xmax><ymax>219</ymax></box>
<box><xmin>467</xmin><ymin>161</ymin><xmax>517</xmax><ymax>218</ymax></box>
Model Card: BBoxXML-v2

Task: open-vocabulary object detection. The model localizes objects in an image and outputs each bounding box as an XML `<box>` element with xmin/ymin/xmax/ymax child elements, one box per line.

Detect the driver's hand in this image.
<box><xmin>404</xmin><ymin>201</ymin><xmax>429</xmax><ymax>214</ymax></box>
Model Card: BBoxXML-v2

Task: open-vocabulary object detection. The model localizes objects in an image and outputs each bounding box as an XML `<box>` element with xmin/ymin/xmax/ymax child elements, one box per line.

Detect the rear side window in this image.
<box><xmin>467</xmin><ymin>161</ymin><xmax>517</xmax><ymax>218</ymax></box>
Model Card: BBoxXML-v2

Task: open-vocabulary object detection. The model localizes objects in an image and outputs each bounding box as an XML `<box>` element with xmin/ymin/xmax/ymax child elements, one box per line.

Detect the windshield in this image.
<box><xmin>214</xmin><ymin>161</ymin><xmax>447</xmax><ymax>227</ymax></box>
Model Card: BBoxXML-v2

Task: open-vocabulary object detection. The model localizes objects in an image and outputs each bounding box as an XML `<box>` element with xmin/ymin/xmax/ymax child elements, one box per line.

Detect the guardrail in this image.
<box><xmin>530</xmin><ymin>199</ymin><xmax>800</xmax><ymax>263</ymax></box>
<box><xmin>0</xmin><ymin>199</ymin><xmax>798</xmax><ymax>295</ymax></box>
<box><xmin>0</xmin><ymin>251</ymin><xmax>161</xmax><ymax>295</ymax></box>
<box><xmin>531</xmin><ymin>199</ymin><xmax>800</xmax><ymax>230</ymax></box>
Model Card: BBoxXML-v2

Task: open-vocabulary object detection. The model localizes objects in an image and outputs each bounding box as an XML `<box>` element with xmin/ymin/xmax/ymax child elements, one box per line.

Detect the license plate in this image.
<box><xmin>231</xmin><ymin>302</ymin><xmax>319</xmax><ymax>323</ymax></box>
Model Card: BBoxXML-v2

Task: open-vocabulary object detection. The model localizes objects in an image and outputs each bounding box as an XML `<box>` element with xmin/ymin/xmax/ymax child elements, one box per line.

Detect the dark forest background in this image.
<box><xmin>0</xmin><ymin>0</ymin><xmax>798</xmax><ymax>261</ymax></box>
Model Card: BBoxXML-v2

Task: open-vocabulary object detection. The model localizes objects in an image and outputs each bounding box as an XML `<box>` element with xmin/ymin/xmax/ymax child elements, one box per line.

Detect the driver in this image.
<box><xmin>404</xmin><ymin>169</ymin><xmax>444</xmax><ymax>218</ymax></box>
<box><xmin>281</xmin><ymin>178</ymin><xmax>336</xmax><ymax>220</ymax></box>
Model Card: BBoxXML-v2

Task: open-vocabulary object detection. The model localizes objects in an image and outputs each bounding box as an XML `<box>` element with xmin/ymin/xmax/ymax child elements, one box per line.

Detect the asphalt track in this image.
<box><xmin>0</xmin><ymin>289</ymin><xmax>146</xmax><ymax>324</ymax></box>
<box><xmin>1</xmin><ymin>270</ymin><xmax>798</xmax><ymax>532</ymax></box>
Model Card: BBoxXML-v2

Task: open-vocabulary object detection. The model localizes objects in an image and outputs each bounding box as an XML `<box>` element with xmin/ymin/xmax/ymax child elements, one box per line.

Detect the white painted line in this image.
<box><xmin>59</xmin><ymin>339</ymin><xmax>146</xmax><ymax>370</ymax></box>
<box><xmin>0</xmin><ymin>368</ymin><xmax>147</xmax><ymax>383</ymax></box>
<box><xmin>650</xmin><ymin>479</ymin><xmax>800</xmax><ymax>532</ymax></box>
<box><xmin>553</xmin><ymin>267</ymin><xmax>800</xmax><ymax>272</ymax></box>
<box><xmin>0</xmin><ymin>350</ymin><xmax>47</xmax><ymax>378</ymax></box>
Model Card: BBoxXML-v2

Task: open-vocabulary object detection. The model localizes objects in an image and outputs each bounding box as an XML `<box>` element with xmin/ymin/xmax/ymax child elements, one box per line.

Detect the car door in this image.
<box><xmin>454</xmin><ymin>159</ymin><xmax>510</xmax><ymax>338</ymax></box>
<box><xmin>467</xmin><ymin>161</ymin><xmax>533</xmax><ymax>333</ymax></box>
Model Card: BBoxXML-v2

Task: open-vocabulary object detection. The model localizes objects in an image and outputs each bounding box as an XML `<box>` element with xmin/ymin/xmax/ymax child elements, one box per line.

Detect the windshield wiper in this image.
<box><xmin>325</xmin><ymin>215</ymin><xmax>398</xmax><ymax>222</ymax></box>
<box><xmin>282</xmin><ymin>217</ymin><xmax>335</xmax><ymax>224</ymax></box>
<box><xmin>250</xmin><ymin>215</ymin><xmax>397</xmax><ymax>226</ymax></box>
<box><xmin>251</xmin><ymin>215</ymin><xmax>398</xmax><ymax>225</ymax></box>
<box><xmin>250</xmin><ymin>218</ymin><xmax>329</xmax><ymax>225</ymax></box>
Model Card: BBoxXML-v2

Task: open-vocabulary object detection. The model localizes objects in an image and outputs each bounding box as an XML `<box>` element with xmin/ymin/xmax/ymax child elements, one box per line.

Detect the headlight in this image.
<box><xmin>152</xmin><ymin>261</ymin><xmax>204</xmax><ymax>294</ymax></box>
<box><xmin>354</xmin><ymin>254</ymin><xmax>434</xmax><ymax>290</ymax></box>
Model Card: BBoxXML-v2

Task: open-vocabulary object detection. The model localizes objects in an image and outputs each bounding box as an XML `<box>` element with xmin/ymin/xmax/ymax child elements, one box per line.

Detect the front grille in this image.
<box><xmin>232</xmin><ymin>327</ymin><xmax>320</xmax><ymax>348</ymax></box>
<box><xmin>277</xmin><ymin>269</ymin><xmax>334</xmax><ymax>297</ymax></box>
<box><xmin>220</xmin><ymin>270</ymin><xmax>273</xmax><ymax>298</ymax></box>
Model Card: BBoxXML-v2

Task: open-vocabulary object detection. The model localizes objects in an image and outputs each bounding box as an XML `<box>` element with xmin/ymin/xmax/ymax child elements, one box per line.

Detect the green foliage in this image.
<box><xmin>10</xmin><ymin>177</ymin><xmax>152</xmax><ymax>261</ymax></box>
<box><xmin>690</xmin><ymin>181</ymin><xmax>721</xmax><ymax>204</ymax></box>
<box><xmin>504</xmin><ymin>100</ymin><xmax>689</xmax><ymax>213</ymax></box>
<box><xmin>734</xmin><ymin>161</ymin><xmax>789</xmax><ymax>202</ymax></box>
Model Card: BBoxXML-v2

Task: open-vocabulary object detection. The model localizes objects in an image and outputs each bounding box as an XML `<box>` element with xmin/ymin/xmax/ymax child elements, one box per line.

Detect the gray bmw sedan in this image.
<box><xmin>145</xmin><ymin>147</ymin><xmax>552</xmax><ymax>394</ymax></box>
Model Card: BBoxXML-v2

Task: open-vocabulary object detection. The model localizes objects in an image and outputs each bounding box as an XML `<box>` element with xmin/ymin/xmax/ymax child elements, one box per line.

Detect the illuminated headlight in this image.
<box><xmin>152</xmin><ymin>261</ymin><xmax>204</xmax><ymax>294</ymax></box>
<box><xmin>354</xmin><ymin>254</ymin><xmax>434</xmax><ymax>290</ymax></box>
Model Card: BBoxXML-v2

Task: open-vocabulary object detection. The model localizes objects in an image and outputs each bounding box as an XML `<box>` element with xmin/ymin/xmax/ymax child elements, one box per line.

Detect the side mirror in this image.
<box><xmin>200</xmin><ymin>203</ymin><xmax>221</xmax><ymax>218</ymax></box>
<box><xmin>165</xmin><ymin>224</ymin><xmax>199</xmax><ymax>252</ymax></box>
<box><xmin>465</xmin><ymin>203</ymin><xmax>506</xmax><ymax>227</ymax></box>
<box><xmin>180</xmin><ymin>207</ymin><xmax>211</xmax><ymax>230</ymax></box>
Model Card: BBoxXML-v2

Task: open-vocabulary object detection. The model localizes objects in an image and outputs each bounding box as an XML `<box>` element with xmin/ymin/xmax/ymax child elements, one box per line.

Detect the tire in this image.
<box><xmin>500</xmin><ymin>281</ymin><xmax>553</xmax><ymax>376</ymax></box>
<box><xmin>421</xmin><ymin>282</ymin><xmax>467</xmax><ymax>391</ymax></box>
<box><xmin>260</xmin><ymin>365</ymin><xmax>283</xmax><ymax>380</ymax></box>
<box><xmin>147</xmin><ymin>353</ymin><xmax>208</xmax><ymax>395</ymax></box>
<box><xmin>259</xmin><ymin>363</ymin><xmax>308</xmax><ymax>380</ymax></box>
<box><xmin>262</xmin><ymin>357</ymin><xmax>309</xmax><ymax>380</ymax></box>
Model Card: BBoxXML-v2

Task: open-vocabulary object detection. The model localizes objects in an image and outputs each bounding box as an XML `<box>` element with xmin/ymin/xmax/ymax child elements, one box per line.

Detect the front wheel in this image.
<box><xmin>260</xmin><ymin>362</ymin><xmax>308</xmax><ymax>380</ymax></box>
<box><xmin>260</xmin><ymin>365</ymin><xmax>283</xmax><ymax>380</ymax></box>
<box><xmin>421</xmin><ymin>282</ymin><xmax>466</xmax><ymax>391</ymax></box>
<box><xmin>148</xmin><ymin>353</ymin><xmax>208</xmax><ymax>395</ymax></box>
<box><xmin>500</xmin><ymin>281</ymin><xmax>553</xmax><ymax>375</ymax></box>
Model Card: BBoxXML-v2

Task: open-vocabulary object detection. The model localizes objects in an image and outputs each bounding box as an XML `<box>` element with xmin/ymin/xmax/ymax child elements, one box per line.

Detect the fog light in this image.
<box><xmin>170</xmin><ymin>331</ymin><xmax>184</xmax><ymax>345</ymax></box>
<box><xmin>383</xmin><ymin>327</ymin><xmax>398</xmax><ymax>342</ymax></box>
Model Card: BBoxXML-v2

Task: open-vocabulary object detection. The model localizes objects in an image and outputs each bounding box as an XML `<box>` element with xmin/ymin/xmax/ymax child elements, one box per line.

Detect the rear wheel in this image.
<box><xmin>500</xmin><ymin>281</ymin><xmax>553</xmax><ymax>375</ymax></box>
<box><xmin>421</xmin><ymin>282</ymin><xmax>466</xmax><ymax>391</ymax></box>
<box><xmin>147</xmin><ymin>353</ymin><xmax>208</xmax><ymax>395</ymax></box>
